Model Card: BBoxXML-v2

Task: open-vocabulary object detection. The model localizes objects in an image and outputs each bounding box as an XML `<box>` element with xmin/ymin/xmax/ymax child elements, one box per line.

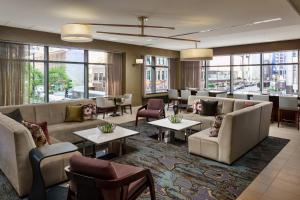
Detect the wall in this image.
<box><xmin>0</xmin><ymin>26</ymin><xmax>179</xmax><ymax>106</ymax></box>
<box><xmin>213</xmin><ymin>39</ymin><xmax>300</xmax><ymax>55</ymax></box>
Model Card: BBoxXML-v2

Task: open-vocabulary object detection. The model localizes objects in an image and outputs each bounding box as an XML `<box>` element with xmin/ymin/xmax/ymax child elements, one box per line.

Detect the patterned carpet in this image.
<box><xmin>0</xmin><ymin>119</ymin><xmax>289</xmax><ymax>200</ymax></box>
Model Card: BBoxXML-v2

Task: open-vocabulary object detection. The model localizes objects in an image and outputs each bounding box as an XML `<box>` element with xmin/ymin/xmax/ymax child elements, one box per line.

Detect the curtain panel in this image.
<box><xmin>0</xmin><ymin>42</ymin><xmax>29</xmax><ymax>106</ymax></box>
<box><xmin>181</xmin><ymin>61</ymin><xmax>202</xmax><ymax>89</ymax></box>
<box><xmin>169</xmin><ymin>58</ymin><xmax>177</xmax><ymax>89</ymax></box>
<box><xmin>107</xmin><ymin>53</ymin><xmax>123</xmax><ymax>96</ymax></box>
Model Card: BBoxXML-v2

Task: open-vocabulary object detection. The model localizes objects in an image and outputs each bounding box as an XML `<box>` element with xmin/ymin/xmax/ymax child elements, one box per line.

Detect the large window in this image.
<box><xmin>88</xmin><ymin>51</ymin><xmax>109</xmax><ymax>97</ymax></box>
<box><xmin>232</xmin><ymin>53</ymin><xmax>261</xmax><ymax>93</ymax></box>
<box><xmin>262</xmin><ymin>50</ymin><xmax>298</xmax><ymax>94</ymax></box>
<box><xmin>203</xmin><ymin>50</ymin><xmax>299</xmax><ymax>94</ymax></box>
<box><xmin>206</xmin><ymin>56</ymin><xmax>231</xmax><ymax>91</ymax></box>
<box><xmin>144</xmin><ymin>55</ymin><xmax>169</xmax><ymax>94</ymax></box>
<box><xmin>19</xmin><ymin>44</ymin><xmax>112</xmax><ymax>104</ymax></box>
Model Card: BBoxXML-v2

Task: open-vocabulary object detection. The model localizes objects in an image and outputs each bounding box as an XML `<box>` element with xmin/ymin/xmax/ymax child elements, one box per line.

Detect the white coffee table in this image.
<box><xmin>148</xmin><ymin>118</ymin><xmax>202</xmax><ymax>142</ymax></box>
<box><xmin>73</xmin><ymin>126</ymin><xmax>139</xmax><ymax>157</ymax></box>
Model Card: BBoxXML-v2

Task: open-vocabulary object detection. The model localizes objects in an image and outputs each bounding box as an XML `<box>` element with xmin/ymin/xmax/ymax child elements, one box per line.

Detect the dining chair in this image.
<box><xmin>96</xmin><ymin>97</ymin><xmax>117</xmax><ymax>119</ymax></box>
<box><xmin>252</xmin><ymin>94</ymin><xmax>269</xmax><ymax>101</ymax></box>
<box><xmin>65</xmin><ymin>155</ymin><xmax>155</xmax><ymax>200</ymax></box>
<box><xmin>167</xmin><ymin>89</ymin><xmax>179</xmax><ymax>110</ymax></box>
<box><xmin>179</xmin><ymin>90</ymin><xmax>192</xmax><ymax>112</ymax></box>
<box><xmin>233</xmin><ymin>93</ymin><xmax>248</xmax><ymax>100</ymax></box>
<box><xmin>117</xmin><ymin>93</ymin><xmax>133</xmax><ymax>115</ymax></box>
<box><xmin>278</xmin><ymin>96</ymin><xmax>299</xmax><ymax>130</ymax></box>
<box><xmin>196</xmin><ymin>91</ymin><xmax>209</xmax><ymax>97</ymax></box>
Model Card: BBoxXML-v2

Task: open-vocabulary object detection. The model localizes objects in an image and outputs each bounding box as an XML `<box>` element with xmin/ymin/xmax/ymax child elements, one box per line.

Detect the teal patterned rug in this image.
<box><xmin>0</xmin><ymin>120</ymin><xmax>289</xmax><ymax>200</ymax></box>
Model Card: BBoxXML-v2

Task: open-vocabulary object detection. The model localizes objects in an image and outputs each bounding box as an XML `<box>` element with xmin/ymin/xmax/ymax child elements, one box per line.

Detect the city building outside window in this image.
<box><xmin>144</xmin><ymin>55</ymin><xmax>169</xmax><ymax>94</ymax></box>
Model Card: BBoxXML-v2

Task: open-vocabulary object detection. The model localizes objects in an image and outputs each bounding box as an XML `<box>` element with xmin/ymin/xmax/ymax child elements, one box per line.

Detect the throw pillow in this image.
<box><xmin>244</xmin><ymin>101</ymin><xmax>255</xmax><ymax>107</ymax></box>
<box><xmin>22</xmin><ymin>121</ymin><xmax>48</xmax><ymax>147</ymax></box>
<box><xmin>200</xmin><ymin>100</ymin><xmax>218</xmax><ymax>116</ymax></box>
<box><xmin>209</xmin><ymin>115</ymin><xmax>224</xmax><ymax>137</ymax></box>
<box><xmin>193</xmin><ymin>100</ymin><xmax>202</xmax><ymax>114</ymax></box>
<box><xmin>23</xmin><ymin>121</ymin><xmax>51</xmax><ymax>144</ymax></box>
<box><xmin>4</xmin><ymin>109</ymin><xmax>23</xmax><ymax>123</ymax></box>
<box><xmin>65</xmin><ymin>105</ymin><xmax>84</xmax><ymax>122</ymax></box>
<box><xmin>82</xmin><ymin>104</ymin><xmax>97</xmax><ymax>120</ymax></box>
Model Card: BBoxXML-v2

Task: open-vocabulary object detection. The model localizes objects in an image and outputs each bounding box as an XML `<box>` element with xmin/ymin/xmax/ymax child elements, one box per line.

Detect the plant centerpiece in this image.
<box><xmin>168</xmin><ymin>114</ymin><xmax>183</xmax><ymax>124</ymax></box>
<box><xmin>98</xmin><ymin>123</ymin><xmax>116</xmax><ymax>133</ymax></box>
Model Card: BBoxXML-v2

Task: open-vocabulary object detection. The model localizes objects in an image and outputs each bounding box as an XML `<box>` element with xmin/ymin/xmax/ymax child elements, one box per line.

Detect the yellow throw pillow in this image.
<box><xmin>65</xmin><ymin>105</ymin><xmax>84</xmax><ymax>122</ymax></box>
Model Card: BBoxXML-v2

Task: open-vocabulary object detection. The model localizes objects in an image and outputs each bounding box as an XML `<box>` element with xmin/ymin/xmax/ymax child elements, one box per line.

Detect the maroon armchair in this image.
<box><xmin>65</xmin><ymin>155</ymin><xmax>155</xmax><ymax>200</ymax></box>
<box><xmin>135</xmin><ymin>99</ymin><xmax>165</xmax><ymax>126</ymax></box>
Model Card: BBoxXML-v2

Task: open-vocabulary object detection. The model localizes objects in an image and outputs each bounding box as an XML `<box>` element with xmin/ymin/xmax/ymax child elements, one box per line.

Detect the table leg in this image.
<box><xmin>158</xmin><ymin>128</ymin><xmax>163</xmax><ymax>141</ymax></box>
<box><xmin>92</xmin><ymin>144</ymin><xmax>96</xmax><ymax>158</ymax></box>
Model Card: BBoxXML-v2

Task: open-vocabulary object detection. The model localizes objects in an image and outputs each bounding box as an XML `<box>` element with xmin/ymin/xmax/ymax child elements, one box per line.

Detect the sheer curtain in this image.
<box><xmin>107</xmin><ymin>53</ymin><xmax>123</xmax><ymax>96</ymax></box>
<box><xmin>0</xmin><ymin>42</ymin><xmax>29</xmax><ymax>106</ymax></box>
<box><xmin>181</xmin><ymin>61</ymin><xmax>202</xmax><ymax>89</ymax></box>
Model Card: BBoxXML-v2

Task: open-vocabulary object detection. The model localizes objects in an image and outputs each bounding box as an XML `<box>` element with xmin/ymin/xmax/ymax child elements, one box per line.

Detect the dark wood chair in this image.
<box><xmin>135</xmin><ymin>99</ymin><xmax>165</xmax><ymax>126</ymax></box>
<box><xmin>96</xmin><ymin>97</ymin><xmax>117</xmax><ymax>119</ymax></box>
<box><xmin>278</xmin><ymin>96</ymin><xmax>299</xmax><ymax>130</ymax></box>
<box><xmin>65</xmin><ymin>155</ymin><xmax>155</xmax><ymax>200</ymax></box>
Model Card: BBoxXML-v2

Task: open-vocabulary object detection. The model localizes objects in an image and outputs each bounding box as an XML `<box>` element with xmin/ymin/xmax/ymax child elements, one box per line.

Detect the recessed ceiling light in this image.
<box><xmin>200</xmin><ymin>28</ymin><xmax>217</xmax><ymax>33</ymax></box>
<box><xmin>252</xmin><ymin>18</ymin><xmax>282</xmax><ymax>25</ymax></box>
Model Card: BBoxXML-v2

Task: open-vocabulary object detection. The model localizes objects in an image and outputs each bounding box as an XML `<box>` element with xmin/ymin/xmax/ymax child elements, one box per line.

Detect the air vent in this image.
<box><xmin>288</xmin><ymin>0</ymin><xmax>300</xmax><ymax>15</ymax></box>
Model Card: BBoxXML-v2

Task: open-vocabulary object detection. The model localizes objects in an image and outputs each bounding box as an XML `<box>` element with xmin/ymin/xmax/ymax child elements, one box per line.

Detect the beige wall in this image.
<box><xmin>0</xmin><ymin>26</ymin><xmax>179</xmax><ymax>106</ymax></box>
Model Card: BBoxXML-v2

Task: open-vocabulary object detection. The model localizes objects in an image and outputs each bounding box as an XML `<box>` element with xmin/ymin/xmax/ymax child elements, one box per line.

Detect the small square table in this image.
<box><xmin>148</xmin><ymin>118</ymin><xmax>202</xmax><ymax>142</ymax></box>
<box><xmin>73</xmin><ymin>126</ymin><xmax>139</xmax><ymax>157</ymax></box>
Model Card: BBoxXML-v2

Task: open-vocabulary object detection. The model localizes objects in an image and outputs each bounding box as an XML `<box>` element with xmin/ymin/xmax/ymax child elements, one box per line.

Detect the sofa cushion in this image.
<box><xmin>47</xmin><ymin>119</ymin><xmax>105</xmax><ymax>143</ymax></box>
<box><xmin>35</xmin><ymin>102</ymin><xmax>68</xmax><ymax>125</ymax></box>
<box><xmin>210</xmin><ymin>115</ymin><xmax>224</xmax><ymax>137</ymax></box>
<box><xmin>65</xmin><ymin>106</ymin><xmax>84</xmax><ymax>122</ymax></box>
<box><xmin>183</xmin><ymin>113</ymin><xmax>215</xmax><ymax>130</ymax></box>
<box><xmin>188</xmin><ymin>129</ymin><xmax>219</xmax><ymax>160</ymax></box>
<box><xmin>221</xmin><ymin>99</ymin><xmax>234</xmax><ymax>114</ymax></box>
<box><xmin>200</xmin><ymin>100</ymin><xmax>218</xmax><ymax>116</ymax></box>
<box><xmin>4</xmin><ymin>109</ymin><xmax>23</xmax><ymax>123</ymax></box>
<box><xmin>138</xmin><ymin>110</ymin><xmax>161</xmax><ymax>118</ymax></box>
<box><xmin>0</xmin><ymin>104</ymin><xmax>36</xmax><ymax>122</ymax></box>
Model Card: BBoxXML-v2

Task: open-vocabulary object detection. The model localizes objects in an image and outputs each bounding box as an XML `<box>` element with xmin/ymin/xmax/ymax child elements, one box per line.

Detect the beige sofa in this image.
<box><xmin>186</xmin><ymin>96</ymin><xmax>273</xmax><ymax>164</ymax></box>
<box><xmin>0</xmin><ymin>99</ymin><xmax>105</xmax><ymax>197</ymax></box>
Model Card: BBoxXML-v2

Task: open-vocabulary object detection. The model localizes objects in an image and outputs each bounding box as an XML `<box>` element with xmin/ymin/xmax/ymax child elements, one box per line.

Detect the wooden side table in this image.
<box><xmin>28</xmin><ymin>142</ymin><xmax>78</xmax><ymax>200</ymax></box>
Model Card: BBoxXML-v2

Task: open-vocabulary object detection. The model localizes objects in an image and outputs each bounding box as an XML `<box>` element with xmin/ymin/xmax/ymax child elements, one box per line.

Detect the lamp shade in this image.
<box><xmin>61</xmin><ymin>24</ymin><xmax>93</xmax><ymax>42</ymax></box>
<box><xmin>180</xmin><ymin>48</ymin><xmax>213</xmax><ymax>61</ymax></box>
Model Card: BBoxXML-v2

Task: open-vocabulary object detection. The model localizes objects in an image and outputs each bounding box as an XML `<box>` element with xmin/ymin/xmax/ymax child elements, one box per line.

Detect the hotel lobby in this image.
<box><xmin>0</xmin><ymin>0</ymin><xmax>300</xmax><ymax>200</ymax></box>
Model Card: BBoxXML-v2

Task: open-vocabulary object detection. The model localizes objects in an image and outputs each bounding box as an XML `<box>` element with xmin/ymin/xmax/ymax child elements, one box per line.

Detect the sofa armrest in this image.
<box><xmin>29</xmin><ymin>142</ymin><xmax>78</xmax><ymax>200</ymax></box>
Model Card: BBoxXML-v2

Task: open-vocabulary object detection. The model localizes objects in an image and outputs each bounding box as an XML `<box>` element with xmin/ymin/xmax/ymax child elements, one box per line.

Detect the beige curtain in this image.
<box><xmin>0</xmin><ymin>42</ymin><xmax>29</xmax><ymax>106</ymax></box>
<box><xmin>107</xmin><ymin>53</ymin><xmax>123</xmax><ymax>96</ymax></box>
<box><xmin>181</xmin><ymin>61</ymin><xmax>202</xmax><ymax>89</ymax></box>
<box><xmin>169</xmin><ymin>58</ymin><xmax>177</xmax><ymax>89</ymax></box>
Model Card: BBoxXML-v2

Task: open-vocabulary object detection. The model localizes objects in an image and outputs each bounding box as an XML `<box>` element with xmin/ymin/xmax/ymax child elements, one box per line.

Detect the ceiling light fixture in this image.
<box><xmin>180</xmin><ymin>43</ymin><xmax>213</xmax><ymax>61</ymax></box>
<box><xmin>252</xmin><ymin>18</ymin><xmax>282</xmax><ymax>25</ymax></box>
<box><xmin>61</xmin><ymin>23</ymin><xmax>93</xmax><ymax>42</ymax></box>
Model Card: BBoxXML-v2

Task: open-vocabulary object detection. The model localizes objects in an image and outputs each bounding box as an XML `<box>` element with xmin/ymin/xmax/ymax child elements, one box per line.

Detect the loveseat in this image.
<box><xmin>185</xmin><ymin>96</ymin><xmax>273</xmax><ymax>164</ymax></box>
<box><xmin>0</xmin><ymin>99</ymin><xmax>105</xmax><ymax>196</ymax></box>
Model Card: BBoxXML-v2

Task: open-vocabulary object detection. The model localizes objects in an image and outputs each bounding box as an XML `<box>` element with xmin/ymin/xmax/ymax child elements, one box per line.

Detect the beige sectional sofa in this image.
<box><xmin>0</xmin><ymin>99</ymin><xmax>105</xmax><ymax>197</ymax></box>
<box><xmin>185</xmin><ymin>96</ymin><xmax>273</xmax><ymax>164</ymax></box>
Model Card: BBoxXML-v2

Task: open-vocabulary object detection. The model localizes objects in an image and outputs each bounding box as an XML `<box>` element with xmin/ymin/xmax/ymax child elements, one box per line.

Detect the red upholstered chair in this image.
<box><xmin>135</xmin><ymin>99</ymin><xmax>165</xmax><ymax>126</ymax></box>
<box><xmin>65</xmin><ymin>155</ymin><xmax>155</xmax><ymax>200</ymax></box>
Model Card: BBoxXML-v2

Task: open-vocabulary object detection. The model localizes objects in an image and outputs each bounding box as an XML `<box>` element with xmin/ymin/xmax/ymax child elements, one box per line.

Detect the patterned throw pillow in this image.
<box><xmin>193</xmin><ymin>100</ymin><xmax>202</xmax><ymax>114</ymax></box>
<box><xmin>209</xmin><ymin>115</ymin><xmax>224</xmax><ymax>137</ymax></box>
<box><xmin>22</xmin><ymin>121</ymin><xmax>48</xmax><ymax>147</ymax></box>
<box><xmin>82</xmin><ymin>104</ymin><xmax>97</xmax><ymax>120</ymax></box>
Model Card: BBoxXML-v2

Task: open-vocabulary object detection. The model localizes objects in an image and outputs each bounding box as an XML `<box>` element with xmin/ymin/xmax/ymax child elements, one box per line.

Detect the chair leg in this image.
<box><xmin>130</xmin><ymin>105</ymin><xmax>132</xmax><ymax>114</ymax></box>
<box><xmin>277</xmin><ymin>110</ymin><xmax>280</xmax><ymax>127</ymax></box>
<box><xmin>135</xmin><ymin>116</ymin><xmax>139</xmax><ymax>126</ymax></box>
<box><xmin>121</xmin><ymin>106</ymin><xmax>124</xmax><ymax>115</ymax></box>
<box><xmin>103</xmin><ymin>112</ymin><xmax>105</xmax><ymax>119</ymax></box>
<box><xmin>147</xmin><ymin>174</ymin><xmax>156</xmax><ymax>200</ymax></box>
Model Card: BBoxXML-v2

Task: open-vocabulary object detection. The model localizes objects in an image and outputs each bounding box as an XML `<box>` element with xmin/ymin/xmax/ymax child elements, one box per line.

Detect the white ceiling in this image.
<box><xmin>0</xmin><ymin>0</ymin><xmax>300</xmax><ymax>50</ymax></box>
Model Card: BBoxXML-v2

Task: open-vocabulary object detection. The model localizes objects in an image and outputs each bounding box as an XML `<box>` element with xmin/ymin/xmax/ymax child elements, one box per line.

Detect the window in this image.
<box><xmin>203</xmin><ymin>51</ymin><xmax>299</xmax><ymax>94</ymax></box>
<box><xmin>24</xmin><ymin>45</ymin><xmax>45</xmax><ymax>103</ymax></box>
<box><xmin>49</xmin><ymin>63</ymin><xmax>84</xmax><ymax>101</ymax></box>
<box><xmin>144</xmin><ymin>55</ymin><xmax>169</xmax><ymax>94</ymax></box>
<box><xmin>262</xmin><ymin>50</ymin><xmax>298</xmax><ymax>94</ymax></box>
<box><xmin>232</xmin><ymin>53</ymin><xmax>261</xmax><ymax>93</ymax></box>
<box><xmin>49</xmin><ymin>47</ymin><xmax>84</xmax><ymax>62</ymax></box>
<box><xmin>206</xmin><ymin>56</ymin><xmax>231</xmax><ymax>91</ymax></box>
<box><xmin>88</xmin><ymin>50</ymin><xmax>109</xmax><ymax>97</ymax></box>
